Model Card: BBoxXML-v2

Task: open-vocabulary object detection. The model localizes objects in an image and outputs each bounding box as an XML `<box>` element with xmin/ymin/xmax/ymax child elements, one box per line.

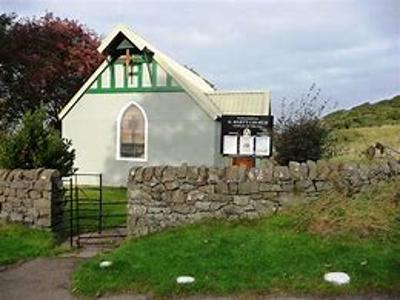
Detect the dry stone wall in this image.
<box><xmin>0</xmin><ymin>169</ymin><xmax>63</xmax><ymax>230</ymax></box>
<box><xmin>127</xmin><ymin>159</ymin><xmax>400</xmax><ymax>237</ymax></box>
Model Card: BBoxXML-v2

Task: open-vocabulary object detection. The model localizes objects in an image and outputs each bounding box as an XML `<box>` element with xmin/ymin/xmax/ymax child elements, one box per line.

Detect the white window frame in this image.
<box><xmin>116</xmin><ymin>101</ymin><xmax>148</xmax><ymax>162</ymax></box>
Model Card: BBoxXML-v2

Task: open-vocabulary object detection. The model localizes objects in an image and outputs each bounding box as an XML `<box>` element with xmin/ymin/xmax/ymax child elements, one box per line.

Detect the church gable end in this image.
<box><xmin>87</xmin><ymin>38</ymin><xmax>184</xmax><ymax>94</ymax></box>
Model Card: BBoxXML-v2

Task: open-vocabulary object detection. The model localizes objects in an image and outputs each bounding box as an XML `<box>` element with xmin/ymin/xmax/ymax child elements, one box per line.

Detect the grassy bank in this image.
<box><xmin>0</xmin><ymin>224</ymin><xmax>55</xmax><ymax>265</ymax></box>
<box><xmin>323</xmin><ymin>95</ymin><xmax>400</xmax><ymax>129</ymax></box>
<box><xmin>72</xmin><ymin>180</ymin><xmax>400</xmax><ymax>297</ymax></box>
<box><xmin>329</xmin><ymin>124</ymin><xmax>400</xmax><ymax>163</ymax></box>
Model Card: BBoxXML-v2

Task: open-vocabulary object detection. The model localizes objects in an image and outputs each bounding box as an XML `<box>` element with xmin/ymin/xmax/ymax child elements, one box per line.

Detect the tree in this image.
<box><xmin>0</xmin><ymin>12</ymin><xmax>17</xmax><ymax>126</ymax></box>
<box><xmin>0</xmin><ymin>12</ymin><xmax>104</xmax><ymax>130</ymax></box>
<box><xmin>0</xmin><ymin>108</ymin><xmax>75</xmax><ymax>176</ymax></box>
<box><xmin>274</xmin><ymin>84</ymin><xmax>334</xmax><ymax>165</ymax></box>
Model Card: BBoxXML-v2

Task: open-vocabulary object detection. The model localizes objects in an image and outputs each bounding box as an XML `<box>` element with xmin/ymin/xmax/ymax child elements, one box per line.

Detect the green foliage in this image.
<box><xmin>275</xmin><ymin>119</ymin><xmax>331</xmax><ymax>165</ymax></box>
<box><xmin>72</xmin><ymin>181</ymin><xmax>400</xmax><ymax>297</ymax></box>
<box><xmin>0</xmin><ymin>224</ymin><xmax>55</xmax><ymax>265</ymax></box>
<box><xmin>0</xmin><ymin>108</ymin><xmax>75</xmax><ymax>176</ymax></box>
<box><xmin>275</xmin><ymin>84</ymin><xmax>333</xmax><ymax>165</ymax></box>
<box><xmin>324</xmin><ymin>95</ymin><xmax>400</xmax><ymax>129</ymax></box>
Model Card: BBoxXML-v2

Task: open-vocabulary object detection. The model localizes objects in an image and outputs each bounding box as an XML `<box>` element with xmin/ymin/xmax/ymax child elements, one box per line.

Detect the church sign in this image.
<box><xmin>221</xmin><ymin>115</ymin><xmax>273</xmax><ymax>157</ymax></box>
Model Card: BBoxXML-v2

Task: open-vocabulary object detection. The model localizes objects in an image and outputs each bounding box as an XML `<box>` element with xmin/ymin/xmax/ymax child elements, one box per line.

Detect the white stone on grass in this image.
<box><xmin>176</xmin><ymin>276</ymin><xmax>195</xmax><ymax>284</ymax></box>
<box><xmin>99</xmin><ymin>261</ymin><xmax>113</xmax><ymax>268</ymax></box>
<box><xmin>324</xmin><ymin>272</ymin><xmax>350</xmax><ymax>285</ymax></box>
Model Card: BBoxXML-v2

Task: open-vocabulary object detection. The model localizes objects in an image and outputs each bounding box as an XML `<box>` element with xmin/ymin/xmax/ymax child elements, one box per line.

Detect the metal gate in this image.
<box><xmin>61</xmin><ymin>173</ymin><xmax>127</xmax><ymax>247</ymax></box>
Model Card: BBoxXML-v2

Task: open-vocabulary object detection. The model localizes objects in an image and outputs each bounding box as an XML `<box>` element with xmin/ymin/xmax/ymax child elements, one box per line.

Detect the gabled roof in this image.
<box><xmin>59</xmin><ymin>25</ymin><xmax>270</xmax><ymax>120</ymax></box>
<box><xmin>59</xmin><ymin>60</ymin><xmax>110</xmax><ymax>120</ymax></box>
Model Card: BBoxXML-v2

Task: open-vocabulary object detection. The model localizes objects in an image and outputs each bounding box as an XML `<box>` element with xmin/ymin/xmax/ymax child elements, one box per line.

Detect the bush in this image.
<box><xmin>275</xmin><ymin>84</ymin><xmax>333</xmax><ymax>165</ymax></box>
<box><xmin>0</xmin><ymin>108</ymin><xmax>75</xmax><ymax>176</ymax></box>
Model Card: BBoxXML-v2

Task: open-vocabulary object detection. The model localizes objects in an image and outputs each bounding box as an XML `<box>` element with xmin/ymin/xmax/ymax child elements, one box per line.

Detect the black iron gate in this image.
<box><xmin>61</xmin><ymin>173</ymin><xmax>127</xmax><ymax>247</ymax></box>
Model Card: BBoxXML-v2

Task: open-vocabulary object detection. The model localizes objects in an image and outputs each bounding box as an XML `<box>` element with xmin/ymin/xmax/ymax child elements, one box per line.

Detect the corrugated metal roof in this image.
<box><xmin>208</xmin><ymin>91</ymin><xmax>270</xmax><ymax>116</ymax></box>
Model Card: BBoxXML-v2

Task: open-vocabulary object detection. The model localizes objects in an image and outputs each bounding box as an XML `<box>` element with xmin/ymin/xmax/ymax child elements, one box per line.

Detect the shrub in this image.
<box><xmin>275</xmin><ymin>84</ymin><xmax>334</xmax><ymax>165</ymax></box>
<box><xmin>0</xmin><ymin>108</ymin><xmax>75</xmax><ymax>176</ymax></box>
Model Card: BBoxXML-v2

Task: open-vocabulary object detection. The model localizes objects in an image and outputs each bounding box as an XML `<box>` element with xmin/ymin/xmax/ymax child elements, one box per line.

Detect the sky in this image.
<box><xmin>2</xmin><ymin>0</ymin><xmax>400</xmax><ymax>114</ymax></box>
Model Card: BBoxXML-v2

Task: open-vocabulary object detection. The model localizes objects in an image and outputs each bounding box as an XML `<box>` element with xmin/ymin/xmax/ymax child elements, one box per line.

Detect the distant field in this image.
<box><xmin>328</xmin><ymin>124</ymin><xmax>400</xmax><ymax>163</ymax></box>
<box><xmin>323</xmin><ymin>95</ymin><xmax>400</xmax><ymax>129</ymax></box>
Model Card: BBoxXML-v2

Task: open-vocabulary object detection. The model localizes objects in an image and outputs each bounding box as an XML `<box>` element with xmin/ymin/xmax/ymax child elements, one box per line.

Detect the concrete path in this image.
<box><xmin>0</xmin><ymin>257</ymin><xmax>80</xmax><ymax>300</ymax></box>
<box><xmin>0</xmin><ymin>257</ymin><xmax>147</xmax><ymax>300</ymax></box>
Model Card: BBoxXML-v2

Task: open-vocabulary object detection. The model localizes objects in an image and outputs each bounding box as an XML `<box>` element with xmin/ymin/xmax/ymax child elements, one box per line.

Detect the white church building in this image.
<box><xmin>59</xmin><ymin>25</ymin><xmax>271</xmax><ymax>186</ymax></box>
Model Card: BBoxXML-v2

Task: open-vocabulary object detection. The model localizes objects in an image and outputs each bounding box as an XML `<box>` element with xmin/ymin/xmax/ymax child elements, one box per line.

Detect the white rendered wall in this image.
<box><xmin>62</xmin><ymin>92</ymin><xmax>222</xmax><ymax>186</ymax></box>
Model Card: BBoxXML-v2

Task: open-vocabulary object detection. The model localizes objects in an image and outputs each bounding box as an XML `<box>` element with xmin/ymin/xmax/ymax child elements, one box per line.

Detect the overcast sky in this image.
<box><xmin>2</xmin><ymin>0</ymin><xmax>400</xmax><ymax>113</ymax></box>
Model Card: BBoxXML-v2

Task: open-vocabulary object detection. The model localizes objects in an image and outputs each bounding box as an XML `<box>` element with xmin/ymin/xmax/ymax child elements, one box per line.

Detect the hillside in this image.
<box><xmin>324</xmin><ymin>95</ymin><xmax>400</xmax><ymax>129</ymax></box>
<box><xmin>329</xmin><ymin>124</ymin><xmax>400</xmax><ymax>162</ymax></box>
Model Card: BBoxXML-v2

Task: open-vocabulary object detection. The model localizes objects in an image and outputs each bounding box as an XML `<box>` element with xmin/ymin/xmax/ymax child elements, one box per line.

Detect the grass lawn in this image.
<box><xmin>0</xmin><ymin>186</ymin><xmax>127</xmax><ymax>265</ymax></box>
<box><xmin>72</xmin><ymin>180</ymin><xmax>400</xmax><ymax>297</ymax></box>
<box><xmin>0</xmin><ymin>224</ymin><xmax>55</xmax><ymax>266</ymax></box>
<box><xmin>329</xmin><ymin>124</ymin><xmax>400</xmax><ymax>163</ymax></box>
<box><xmin>65</xmin><ymin>186</ymin><xmax>127</xmax><ymax>233</ymax></box>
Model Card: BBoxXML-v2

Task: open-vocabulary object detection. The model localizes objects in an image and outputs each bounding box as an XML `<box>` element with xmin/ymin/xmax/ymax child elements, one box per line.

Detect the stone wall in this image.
<box><xmin>0</xmin><ymin>169</ymin><xmax>63</xmax><ymax>230</ymax></box>
<box><xmin>127</xmin><ymin>159</ymin><xmax>400</xmax><ymax>237</ymax></box>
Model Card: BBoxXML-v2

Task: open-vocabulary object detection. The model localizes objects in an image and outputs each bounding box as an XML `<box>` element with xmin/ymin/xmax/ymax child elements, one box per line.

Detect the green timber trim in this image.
<box><xmin>96</xmin><ymin>72</ymin><xmax>102</xmax><ymax>89</ymax></box>
<box><xmin>110</xmin><ymin>62</ymin><xmax>115</xmax><ymax>88</ymax></box>
<box><xmin>88</xmin><ymin>55</ymin><xmax>184</xmax><ymax>93</ymax></box>
<box><xmin>115</xmin><ymin>56</ymin><xmax>147</xmax><ymax>64</ymax></box>
<box><xmin>166</xmin><ymin>74</ymin><xmax>173</xmax><ymax>87</ymax></box>
<box><xmin>138</xmin><ymin>63</ymin><xmax>143</xmax><ymax>88</ymax></box>
<box><xmin>86</xmin><ymin>86</ymin><xmax>184</xmax><ymax>94</ymax></box>
<box><xmin>151</xmin><ymin>61</ymin><xmax>157</xmax><ymax>87</ymax></box>
<box><xmin>123</xmin><ymin>63</ymin><xmax>128</xmax><ymax>88</ymax></box>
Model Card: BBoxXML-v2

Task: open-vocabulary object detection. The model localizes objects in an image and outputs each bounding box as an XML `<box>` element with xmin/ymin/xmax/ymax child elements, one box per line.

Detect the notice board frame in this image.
<box><xmin>220</xmin><ymin>115</ymin><xmax>274</xmax><ymax>157</ymax></box>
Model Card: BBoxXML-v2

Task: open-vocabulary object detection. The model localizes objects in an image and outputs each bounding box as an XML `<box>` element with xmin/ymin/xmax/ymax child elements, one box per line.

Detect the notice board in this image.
<box><xmin>221</xmin><ymin>115</ymin><xmax>273</xmax><ymax>157</ymax></box>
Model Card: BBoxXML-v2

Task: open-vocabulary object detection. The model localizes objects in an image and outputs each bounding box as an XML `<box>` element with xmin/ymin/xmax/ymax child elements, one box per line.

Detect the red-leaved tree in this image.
<box><xmin>0</xmin><ymin>13</ymin><xmax>104</xmax><ymax>129</ymax></box>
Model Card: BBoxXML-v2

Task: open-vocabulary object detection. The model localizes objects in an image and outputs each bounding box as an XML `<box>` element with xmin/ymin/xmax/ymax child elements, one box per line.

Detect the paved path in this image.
<box><xmin>0</xmin><ymin>257</ymin><xmax>397</xmax><ymax>300</ymax></box>
<box><xmin>0</xmin><ymin>257</ymin><xmax>80</xmax><ymax>300</ymax></box>
<box><xmin>0</xmin><ymin>256</ymin><xmax>147</xmax><ymax>300</ymax></box>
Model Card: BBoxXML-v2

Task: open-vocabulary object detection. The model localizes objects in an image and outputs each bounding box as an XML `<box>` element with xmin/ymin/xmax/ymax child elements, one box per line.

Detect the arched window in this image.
<box><xmin>117</xmin><ymin>102</ymin><xmax>147</xmax><ymax>161</ymax></box>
